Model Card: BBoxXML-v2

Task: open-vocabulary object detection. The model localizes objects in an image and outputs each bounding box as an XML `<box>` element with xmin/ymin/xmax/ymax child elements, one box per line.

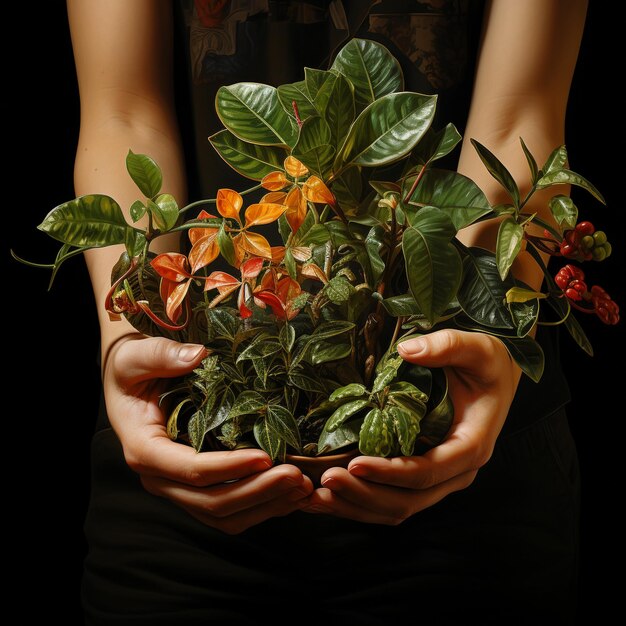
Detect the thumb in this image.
<box><xmin>397</xmin><ymin>329</ymin><xmax>499</xmax><ymax>371</ymax></box>
<box><xmin>112</xmin><ymin>336</ymin><xmax>208</xmax><ymax>383</ymax></box>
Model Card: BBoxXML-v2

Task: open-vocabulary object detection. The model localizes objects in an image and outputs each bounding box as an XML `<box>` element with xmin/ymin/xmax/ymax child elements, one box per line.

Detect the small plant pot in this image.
<box><xmin>285</xmin><ymin>448</ymin><xmax>360</xmax><ymax>486</ymax></box>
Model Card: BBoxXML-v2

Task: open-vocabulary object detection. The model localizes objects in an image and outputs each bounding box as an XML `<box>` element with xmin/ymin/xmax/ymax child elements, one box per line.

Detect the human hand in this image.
<box><xmin>103</xmin><ymin>334</ymin><xmax>313</xmax><ymax>534</ymax></box>
<box><xmin>302</xmin><ymin>329</ymin><xmax>520</xmax><ymax>524</ymax></box>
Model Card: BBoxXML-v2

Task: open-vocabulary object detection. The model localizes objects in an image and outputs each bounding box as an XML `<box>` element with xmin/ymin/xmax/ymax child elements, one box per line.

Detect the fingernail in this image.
<box><xmin>348</xmin><ymin>463</ymin><xmax>368</xmax><ymax>478</ymax></box>
<box><xmin>398</xmin><ymin>337</ymin><xmax>426</xmax><ymax>356</ymax></box>
<box><xmin>178</xmin><ymin>344</ymin><xmax>207</xmax><ymax>362</ymax></box>
<box><xmin>321</xmin><ymin>476</ymin><xmax>340</xmax><ymax>490</ymax></box>
<box><xmin>251</xmin><ymin>459</ymin><xmax>273</xmax><ymax>472</ymax></box>
<box><xmin>303</xmin><ymin>504</ymin><xmax>330</xmax><ymax>514</ymax></box>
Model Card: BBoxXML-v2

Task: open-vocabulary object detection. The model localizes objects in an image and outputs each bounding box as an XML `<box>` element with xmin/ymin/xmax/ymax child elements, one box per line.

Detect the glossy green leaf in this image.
<box><xmin>457</xmin><ymin>248</ymin><xmax>515</xmax><ymax>329</ymax></box>
<box><xmin>542</xmin><ymin>145</ymin><xmax>568</xmax><ymax>174</ymax></box>
<box><xmin>266</xmin><ymin>405</ymin><xmax>301</xmax><ymax>451</ymax></box>
<box><xmin>409</xmin><ymin>123</ymin><xmax>462</xmax><ymax>167</ymax></box>
<box><xmin>166</xmin><ymin>398</ymin><xmax>192</xmax><ymax>440</ymax></box>
<box><xmin>287</xmin><ymin>371</ymin><xmax>325</xmax><ymax>393</ymax></box>
<box><xmin>387</xmin><ymin>381</ymin><xmax>429</xmax><ymax>403</ymax></box>
<box><xmin>310</xmin><ymin>320</ymin><xmax>355</xmax><ymax>341</ymax></box>
<box><xmin>307</xmin><ymin>341</ymin><xmax>352</xmax><ymax>365</ymax></box>
<box><xmin>277</xmin><ymin>79</ymin><xmax>317</xmax><ymax>122</ymax></box>
<box><xmin>331</xmin><ymin>166</ymin><xmax>363</xmax><ymax>214</ymax></box>
<box><xmin>359</xmin><ymin>408</ymin><xmax>393</xmax><ymax>457</ymax></box>
<box><xmin>279</xmin><ymin>323</ymin><xmax>296</xmax><ymax>353</ymax></box>
<box><xmin>388</xmin><ymin>405</ymin><xmax>421</xmax><ymax>456</ymax></box>
<box><xmin>329</xmin><ymin>383</ymin><xmax>367</xmax><ymax>402</ymax></box>
<box><xmin>150</xmin><ymin>193</ymin><xmax>179</xmax><ymax>231</ymax></box>
<box><xmin>130</xmin><ymin>200</ymin><xmax>146</xmax><ymax>223</ymax></box>
<box><xmin>365</xmin><ymin>225</ymin><xmax>385</xmax><ymax>285</ymax></box>
<box><xmin>216</xmin><ymin>83</ymin><xmax>297</xmax><ymax>147</ymax></box>
<box><xmin>317</xmin><ymin>70</ymin><xmax>355</xmax><ymax>148</ymax></box>
<box><xmin>500</xmin><ymin>336</ymin><xmax>545</xmax><ymax>382</ymax></box>
<box><xmin>402</xmin><ymin>207</ymin><xmax>462</xmax><ymax>323</ymax></box>
<box><xmin>206</xmin><ymin>307</ymin><xmax>239</xmax><ymax>340</ymax></box>
<box><xmin>403</xmin><ymin>169</ymin><xmax>491</xmax><ymax>230</ymax></box>
<box><xmin>254</xmin><ymin>416</ymin><xmax>285</xmax><ymax>461</ymax></box>
<box><xmin>38</xmin><ymin>194</ymin><xmax>132</xmax><ymax>247</ymax></box>
<box><xmin>548</xmin><ymin>195</ymin><xmax>578</xmax><ymax>230</ymax></box>
<box><xmin>228</xmin><ymin>390</ymin><xmax>265</xmax><ymax>418</ymax></box>
<box><xmin>217</xmin><ymin>221</ymin><xmax>237</xmax><ymax>266</ymax></box>
<box><xmin>317</xmin><ymin>420</ymin><xmax>361</xmax><ymax>455</ymax></box>
<box><xmin>536</xmin><ymin>169</ymin><xmax>605</xmax><ymax>203</ymax></box>
<box><xmin>324</xmin><ymin>276</ymin><xmax>355</xmax><ymax>304</ymax></box>
<box><xmin>545</xmin><ymin>294</ymin><xmax>593</xmax><ymax>356</ymax></box>
<box><xmin>304</xmin><ymin>67</ymin><xmax>331</xmax><ymax>102</ymax></box>
<box><xmin>414</xmin><ymin>370</ymin><xmax>453</xmax><ymax>453</ymax></box>
<box><xmin>236</xmin><ymin>339</ymin><xmax>282</xmax><ymax>363</ymax></box>
<box><xmin>209</xmin><ymin>129</ymin><xmax>288</xmax><ymax>180</ymax></box>
<box><xmin>331</xmin><ymin>38</ymin><xmax>403</xmax><ymax>112</ymax></box>
<box><xmin>292</xmin><ymin>116</ymin><xmax>335</xmax><ymax>177</ymax></box>
<box><xmin>380</xmin><ymin>293</ymin><xmax>422</xmax><ymax>317</ymax></box>
<box><xmin>519</xmin><ymin>137</ymin><xmax>539</xmax><ymax>184</ymax></box>
<box><xmin>325</xmin><ymin>399</ymin><xmax>371</xmax><ymax>432</ymax></box>
<box><xmin>510</xmin><ymin>300</ymin><xmax>538</xmax><ymax>337</ymax></box>
<box><xmin>470</xmin><ymin>139</ymin><xmax>520</xmax><ymax>207</ymax></box>
<box><xmin>372</xmin><ymin>366</ymin><xmax>397</xmax><ymax>394</ymax></box>
<box><xmin>126</xmin><ymin>150</ymin><xmax>162</xmax><ymax>198</ymax></box>
<box><xmin>299</xmin><ymin>223</ymin><xmax>330</xmax><ymax>246</ymax></box>
<box><xmin>125</xmin><ymin>230</ymin><xmax>146</xmax><ymax>258</ymax></box>
<box><xmin>338</xmin><ymin>92</ymin><xmax>437</xmax><ymax>169</ymax></box>
<box><xmin>496</xmin><ymin>217</ymin><xmax>524</xmax><ymax>280</ymax></box>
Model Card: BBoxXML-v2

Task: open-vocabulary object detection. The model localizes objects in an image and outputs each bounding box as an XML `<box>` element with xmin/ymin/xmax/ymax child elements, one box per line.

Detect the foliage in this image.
<box><xmin>20</xmin><ymin>39</ymin><xmax>618</xmax><ymax>462</ymax></box>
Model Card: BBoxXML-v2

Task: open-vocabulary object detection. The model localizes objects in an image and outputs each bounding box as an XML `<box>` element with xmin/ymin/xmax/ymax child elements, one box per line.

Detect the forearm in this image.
<box><xmin>74</xmin><ymin>119</ymin><xmax>187</xmax><ymax>364</ymax></box>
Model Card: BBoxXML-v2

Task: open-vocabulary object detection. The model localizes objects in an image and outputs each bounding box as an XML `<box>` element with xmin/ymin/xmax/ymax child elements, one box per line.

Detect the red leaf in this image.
<box><xmin>204</xmin><ymin>271</ymin><xmax>240</xmax><ymax>293</ymax></box>
<box><xmin>254</xmin><ymin>290</ymin><xmax>286</xmax><ymax>319</ymax></box>
<box><xmin>164</xmin><ymin>279</ymin><xmax>192</xmax><ymax>323</ymax></box>
<box><xmin>151</xmin><ymin>253</ymin><xmax>192</xmax><ymax>282</ymax></box>
<box><xmin>241</xmin><ymin>256</ymin><xmax>264</xmax><ymax>279</ymax></box>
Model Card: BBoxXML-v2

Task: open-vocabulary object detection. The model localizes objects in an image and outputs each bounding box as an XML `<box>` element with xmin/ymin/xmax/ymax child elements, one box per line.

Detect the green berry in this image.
<box><xmin>603</xmin><ymin>242</ymin><xmax>612</xmax><ymax>258</ymax></box>
<box><xmin>593</xmin><ymin>230</ymin><xmax>607</xmax><ymax>246</ymax></box>
<box><xmin>592</xmin><ymin>246</ymin><xmax>606</xmax><ymax>261</ymax></box>
<box><xmin>581</xmin><ymin>235</ymin><xmax>594</xmax><ymax>249</ymax></box>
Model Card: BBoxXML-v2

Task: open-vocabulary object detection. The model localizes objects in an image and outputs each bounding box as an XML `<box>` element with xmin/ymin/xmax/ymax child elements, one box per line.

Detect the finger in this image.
<box><xmin>346</xmin><ymin>424</ymin><xmax>491</xmax><ymax>490</ymax></box>
<box><xmin>114</xmin><ymin>335</ymin><xmax>209</xmax><ymax>383</ymax></box>
<box><xmin>125</xmin><ymin>434</ymin><xmax>274</xmax><ymax>486</ymax></box>
<box><xmin>397</xmin><ymin>329</ymin><xmax>506</xmax><ymax>376</ymax></box>
<box><xmin>302</xmin><ymin>468</ymin><xmax>478</xmax><ymax>524</ymax></box>
<box><xmin>142</xmin><ymin>463</ymin><xmax>313</xmax><ymax>518</ymax></box>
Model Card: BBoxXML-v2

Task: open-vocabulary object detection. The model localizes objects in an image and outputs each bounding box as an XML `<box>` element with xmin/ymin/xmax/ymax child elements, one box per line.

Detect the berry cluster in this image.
<box><xmin>559</xmin><ymin>221</ymin><xmax>612</xmax><ymax>262</ymax></box>
<box><xmin>554</xmin><ymin>264</ymin><xmax>619</xmax><ymax>325</ymax></box>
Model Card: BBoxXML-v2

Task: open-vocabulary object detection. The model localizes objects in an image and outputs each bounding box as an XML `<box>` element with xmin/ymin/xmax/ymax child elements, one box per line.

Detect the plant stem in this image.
<box><xmin>402</xmin><ymin>164</ymin><xmax>426</xmax><ymax>205</ymax></box>
<box><xmin>178</xmin><ymin>184</ymin><xmax>262</xmax><ymax>215</ymax></box>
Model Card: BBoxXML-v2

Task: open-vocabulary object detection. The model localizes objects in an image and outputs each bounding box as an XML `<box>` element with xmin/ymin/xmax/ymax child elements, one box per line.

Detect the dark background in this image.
<box><xmin>4</xmin><ymin>3</ymin><xmax>622</xmax><ymax>622</ymax></box>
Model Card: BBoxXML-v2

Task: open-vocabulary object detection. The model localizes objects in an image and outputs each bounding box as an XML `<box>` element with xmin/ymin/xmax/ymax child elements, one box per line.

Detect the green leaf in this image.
<box><xmin>359</xmin><ymin>408</ymin><xmax>393</xmax><ymax>457</ymax></box>
<box><xmin>414</xmin><ymin>370</ymin><xmax>453</xmax><ymax>453</ymax></box>
<box><xmin>542</xmin><ymin>145</ymin><xmax>568</xmax><ymax>174</ymax></box>
<box><xmin>254</xmin><ymin>417</ymin><xmax>285</xmax><ymax>461</ymax></box>
<box><xmin>457</xmin><ymin>248</ymin><xmax>515</xmax><ymax>329</ymax></box>
<box><xmin>380</xmin><ymin>293</ymin><xmax>422</xmax><ymax>317</ymax></box>
<box><xmin>325</xmin><ymin>399</ymin><xmax>371</xmax><ymax>432</ymax></box>
<box><xmin>409</xmin><ymin>123</ymin><xmax>462</xmax><ymax>167</ymax></box>
<box><xmin>519</xmin><ymin>137</ymin><xmax>539</xmax><ymax>184</ymax></box>
<box><xmin>545</xmin><ymin>294</ymin><xmax>593</xmax><ymax>356</ymax></box>
<box><xmin>277</xmin><ymin>79</ymin><xmax>317</xmax><ymax>122</ymax></box>
<box><xmin>510</xmin><ymin>299</ymin><xmax>539</xmax><ymax>337</ymax></box>
<box><xmin>536</xmin><ymin>169</ymin><xmax>605</xmax><ymax>203</ymax></box>
<box><xmin>129</xmin><ymin>200</ymin><xmax>146</xmax><ymax>223</ymax></box>
<box><xmin>38</xmin><ymin>194</ymin><xmax>132</xmax><ymax>247</ymax></box>
<box><xmin>279</xmin><ymin>323</ymin><xmax>296</xmax><ymax>353</ymax></box>
<box><xmin>209</xmin><ymin>129</ymin><xmax>288</xmax><ymax>180</ymax></box>
<box><xmin>324</xmin><ymin>276</ymin><xmax>355</xmax><ymax>304</ymax></box>
<box><xmin>266</xmin><ymin>405</ymin><xmax>301</xmax><ymax>451</ymax></box>
<box><xmin>372</xmin><ymin>366</ymin><xmax>397</xmax><ymax>394</ymax></box>
<box><xmin>329</xmin><ymin>383</ymin><xmax>367</xmax><ymax>402</ymax></box>
<box><xmin>318</xmin><ymin>70</ymin><xmax>355</xmax><ymax>149</ymax></box>
<box><xmin>126</xmin><ymin>150</ymin><xmax>162</xmax><ymax>198</ymax></box>
<box><xmin>331</xmin><ymin>167</ymin><xmax>362</xmax><ymax>214</ymax></box>
<box><xmin>387</xmin><ymin>381</ymin><xmax>429</xmax><ymax>403</ymax></box>
<box><xmin>365</xmin><ymin>225</ymin><xmax>386</xmax><ymax>285</ymax></box>
<box><xmin>337</xmin><ymin>92</ymin><xmax>437</xmax><ymax>169</ymax></box>
<box><xmin>206</xmin><ymin>307</ymin><xmax>239</xmax><ymax>340</ymax></box>
<box><xmin>236</xmin><ymin>339</ymin><xmax>282</xmax><ymax>363</ymax></box>
<box><xmin>402</xmin><ymin>207</ymin><xmax>462</xmax><ymax>323</ymax></box>
<box><xmin>288</xmin><ymin>371</ymin><xmax>325</xmax><ymax>393</ymax></box>
<box><xmin>307</xmin><ymin>341</ymin><xmax>351</xmax><ymax>365</ymax></box>
<box><xmin>403</xmin><ymin>169</ymin><xmax>491</xmax><ymax>230</ymax></box>
<box><xmin>151</xmin><ymin>193</ymin><xmax>179</xmax><ymax>231</ymax></box>
<box><xmin>496</xmin><ymin>217</ymin><xmax>524</xmax><ymax>280</ymax></box>
<box><xmin>228</xmin><ymin>390</ymin><xmax>265</xmax><ymax>418</ymax></box>
<box><xmin>549</xmin><ymin>195</ymin><xmax>578</xmax><ymax>230</ymax></box>
<box><xmin>125</xmin><ymin>230</ymin><xmax>146</xmax><ymax>258</ymax></box>
<box><xmin>388</xmin><ymin>405</ymin><xmax>421</xmax><ymax>456</ymax></box>
<box><xmin>500</xmin><ymin>336</ymin><xmax>545</xmax><ymax>382</ymax></box>
<box><xmin>310</xmin><ymin>320</ymin><xmax>355</xmax><ymax>341</ymax></box>
<box><xmin>216</xmin><ymin>83</ymin><xmax>297</xmax><ymax>147</ymax></box>
<box><xmin>331</xmin><ymin>38</ymin><xmax>404</xmax><ymax>113</ymax></box>
<box><xmin>317</xmin><ymin>420</ymin><xmax>361</xmax><ymax>455</ymax></box>
<box><xmin>305</xmin><ymin>67</ymin><xmax>331</xmax><ymax>102</ymax></box>
<box><xmin>166</xmin><ymin>398</ymin><xmax>192</xmax><ymax>440</ymax></box>
<box><xmin>470</xmin><ymin>139</ymin><xmax>520</xmax><ymax>207</ymax></box>
<box><xmin>217</xmin><ymin>221</ymin><xmax>236</xmax><ymax>266</ymax></box>
<box><xmin>292</xmin><ymin>116</ymin><xmax>335</xmax><ymax>177</ymax></box>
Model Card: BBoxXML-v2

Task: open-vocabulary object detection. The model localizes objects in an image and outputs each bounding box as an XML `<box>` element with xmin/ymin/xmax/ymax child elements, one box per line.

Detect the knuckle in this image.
<box><xmin>122</xmin><ymin>446</ymin><xmax>145</xmax><ymax>474</ymax></box>
<box><xmin>182</xmin><ymin>466</ymin><xmax>207</xmax><ymax>488</ymax></box>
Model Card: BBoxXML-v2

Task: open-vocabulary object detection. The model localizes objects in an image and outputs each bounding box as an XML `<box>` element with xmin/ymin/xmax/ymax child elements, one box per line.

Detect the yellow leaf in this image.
<box><xmin>216</xmin><ymin>188</ymin><xmax>243</xmax><ymax>223</ymax></box>
<box><xmin>238</xmin><ymin>231</ymin><xmax>273</xmax><ymax>259</ymax></box>
<box><xmin>189</xmin><ymin>232</ymin><xmax>220</xmax><ymax>273</ymax></box>
<box><xmin>300</xmin><ymin>263</ymin><xmax>328</xmax><ymax>283</ymax></box>
<box><xmin>244</xmin><ymin>202</ymin><xmax>287</xmax><ymax>228</ymax></box>
<box><xmin>302</xmin><ymin>176</ymin><xmax>335</xmax><ymax>205</ymax></box>
<box><xmin>284</xmin><ymin>186</ymin><xmax>307</xmax><ymax>234</ymax></box>
<box><xmin>290</xmin><ymin>246</ymin><xmax>312</xmax><ymax>262</ymax></box>
<box><xmin>505</xmin><ymin>287</ymin><xmax>547</xmax><ymax>304</ymax></box>
<box><xmin>284</xmin><ymin>156</ymin><xmax>309</xmax><ymax>178</ymax></box>
<box><xmin>261</xmin><ymin>171</ymin><xmax>289</xmax><ymax>191</ymax></box>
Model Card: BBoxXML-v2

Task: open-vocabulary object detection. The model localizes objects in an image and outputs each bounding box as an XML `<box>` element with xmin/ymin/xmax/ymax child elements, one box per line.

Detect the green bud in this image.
<box><xmin>593</xmin><ymin>230</ymin><xmax>607</xmax><ymax>246</ymax></box>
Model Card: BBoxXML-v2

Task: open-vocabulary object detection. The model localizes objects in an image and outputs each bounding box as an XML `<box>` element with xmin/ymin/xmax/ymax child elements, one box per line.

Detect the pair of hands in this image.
<box><xmin>104</xmin><ymin>330</ymin><xmax>519</xmax><ymax>534</ymax></box>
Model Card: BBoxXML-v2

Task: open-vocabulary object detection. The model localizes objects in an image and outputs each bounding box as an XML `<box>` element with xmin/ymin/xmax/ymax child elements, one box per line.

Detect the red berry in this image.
<box><xmin>575</xmin><ymin>221</ymin><xmax>595</xmax><ymax>235</ymax></box>
<box><xmin>565</xmin><ymin>288</ymin><xmax>582</xmax><ymax>301</ymax></box>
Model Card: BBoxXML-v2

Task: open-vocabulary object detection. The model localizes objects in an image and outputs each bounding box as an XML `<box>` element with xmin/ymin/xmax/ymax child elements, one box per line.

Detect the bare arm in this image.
<box><xmin>68</xmin><ymin>0</ymin><xmax>186</xmax><ymax>364</ymax></box>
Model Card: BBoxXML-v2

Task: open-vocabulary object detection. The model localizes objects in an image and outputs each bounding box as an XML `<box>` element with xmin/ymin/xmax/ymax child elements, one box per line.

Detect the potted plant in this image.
<box><xmin>15</xmin><ymin>38</ymin><xmax>618</xmax><ymax>480</ymax></box>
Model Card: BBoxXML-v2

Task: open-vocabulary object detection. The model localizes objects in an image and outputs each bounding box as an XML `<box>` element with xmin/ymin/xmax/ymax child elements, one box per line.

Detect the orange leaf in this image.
<box><xmin>284</xmin><ymin>156</ymin><xmax>309</xmax><ymax>178</ymax></box>
<box><xmin>164</xmin><ymin>279</ymin><xmax>192</xmax><ymax>323</ymax></box>
<box><xmin>270</xmin><ymin>246</ymin><xmax>287</xmax><ymax>264</ymax></box>
<box><xmin>300</xmin><ymin>262</ymin><xmax>328</xmax><ymax>283</ymax></box>
<box><xmin>290</xmin><ymin>246</ymin><xmax>312</xmax><ymax>262</ymax></box>
<box><xmin>151</xmin><ymin>253</ymin><xmax>192</xmax><ymax>282</ymax></box>
<box><xmin>261</xmin><ymin>191</ymin><xmax>287</xmax><ymax>204</ymax></box>
<box><xmin>189</xmin><ymin>231</ymin><xmax>220</xmax><ymax>273</ymax></box>
<box><xmin>204</xmin><ymin>271</ymin><xmax>240</xmax><ymax>294</ymax></box>
<box><xmin>216</xmin><ymin>188</ymin><xmax>243</xmax><ymax>223</ymax></box>
<box><xmin>244</xmin><ymin>202</ymin><xmax>287</xmax><ymax>228</ymax></box>
<box><xmin>189</xmin><ymin>210</ymin><xmax>218</xmax><ymax>245</ymax></box>
<box><xmin>241</xmin><ymin>257</ymin><xmax>265</xmax><ymax>280</ymax></box>
<box><xmin>276</xmin><ymin>276</ymin><xmax>301</xmax><ymax>303</ymax></box>
<box><xmin>261</xmin><ymin>171</ymin><xmax>289</xmax><ymax>191</ymax></box>
<box><xmin>238</xmin><ymin>232</ymin><xmax>273</xmax><ymax>259</ymax></box>
<box><xmin>284</xmin><ymin>186</ymin><xmax>307</xmax><ymax>234</ymax></box>
<box><xmin>302</xmin><ymin>176</ymin><xmax>335</xmax><ymax>205</ymax></box>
